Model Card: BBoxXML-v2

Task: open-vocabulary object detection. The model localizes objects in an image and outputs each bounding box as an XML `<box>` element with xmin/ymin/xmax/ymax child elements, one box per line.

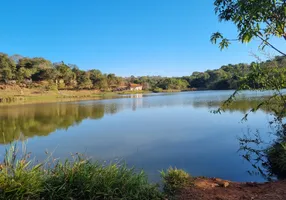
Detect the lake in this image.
<box><xmin>0</xmin><ymin>90</ymin><xmax>275</xmax><ymax>182</ymax></box>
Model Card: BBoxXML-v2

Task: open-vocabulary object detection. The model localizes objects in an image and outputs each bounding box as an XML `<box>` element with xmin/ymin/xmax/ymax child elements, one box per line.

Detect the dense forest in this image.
<box><xmin>0</xmin><ymin>52</ymin><xmax>285</xmax><ymax>91</ymax></box>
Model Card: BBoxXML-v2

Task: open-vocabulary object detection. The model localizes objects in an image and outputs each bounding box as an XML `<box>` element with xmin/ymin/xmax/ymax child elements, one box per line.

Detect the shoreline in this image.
<box><xmin>0</xmin><ymin>88</ymin><xmax>190</xmax><ymax>106</ymax></box>
<box><xmin>0</xmin><ymin>146</ymin><xmax>285</xmax><ymax>200</ymax></box>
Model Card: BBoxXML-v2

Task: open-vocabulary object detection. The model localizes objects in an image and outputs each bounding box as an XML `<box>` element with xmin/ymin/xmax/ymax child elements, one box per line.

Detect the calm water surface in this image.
<box><xmin>0</xmin><ymin>91</ymin><xmax>275</xmax><ymax>182</ymax></box>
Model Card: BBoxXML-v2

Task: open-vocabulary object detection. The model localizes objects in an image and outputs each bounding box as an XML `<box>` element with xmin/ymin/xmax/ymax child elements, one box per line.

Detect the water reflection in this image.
<box><xmin>0</xmin><ymin>103</ymin><xmax>106</xmax><ymax>144</ymax></box>
<box><xmin>0</xmin><ymin>94</ymin><xmax>268</xmax><ymax>145</ymax></box>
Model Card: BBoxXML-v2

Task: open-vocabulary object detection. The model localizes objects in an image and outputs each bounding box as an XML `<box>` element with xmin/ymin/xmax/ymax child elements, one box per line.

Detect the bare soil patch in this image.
<box><xmin>177</xmin><ymin>178</ymin><xmax>286</xmax><ymax>200</ymax></box>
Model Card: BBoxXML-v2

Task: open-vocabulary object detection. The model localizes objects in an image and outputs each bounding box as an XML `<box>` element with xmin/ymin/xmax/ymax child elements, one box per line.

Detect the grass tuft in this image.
<box><xmin>160</xmin><ymin>167</ymin><xmax>191</xmax><ymax>196</ymax></box>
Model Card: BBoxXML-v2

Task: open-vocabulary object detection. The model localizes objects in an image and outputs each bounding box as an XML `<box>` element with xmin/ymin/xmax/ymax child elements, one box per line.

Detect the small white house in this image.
<box><xmin>129</xmin><ymin>84</ymin><xmax>143</xmax><ymax>91</ymax></box>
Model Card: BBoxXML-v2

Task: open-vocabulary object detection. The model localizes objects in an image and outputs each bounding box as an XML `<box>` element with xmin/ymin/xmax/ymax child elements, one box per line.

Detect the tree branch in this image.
<box><xmin>256</xmin><ymin>35</ymin><xmax>286</xmax><ymax>56</ymax></box>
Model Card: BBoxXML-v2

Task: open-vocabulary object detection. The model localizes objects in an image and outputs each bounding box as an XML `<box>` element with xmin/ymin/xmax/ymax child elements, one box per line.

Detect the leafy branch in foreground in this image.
<box><xmin>211</xmin><ymin>0</ymin><xmax>286</xmax><ymax>181</ymax></box>
<box><xmin>212</xmin><ymin>0</ymin><xmax>286</xmax><ymax>55</ymax></box>
<box><xmin>238</xmin><ymin>129</ymin><xmax>286</xmax><ymax>180</ymax></box>
<box><xmin>214</xmin><ymin>57</ymin><xmax>286</xmax><ymax>180</ymax></box>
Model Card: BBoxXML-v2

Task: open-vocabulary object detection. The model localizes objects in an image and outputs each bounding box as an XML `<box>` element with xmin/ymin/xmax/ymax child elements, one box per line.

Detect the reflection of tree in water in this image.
<box><xmin>0</xmin><ymin>103</ymin><xmax>111</xmax><ymax>144</ymax></box>
<box><xmin>192</xmin><ymin>97</ymin><xmax>278</xmax><ymax>114</ymax></box>
<box><xmin>194</xmin><ymin>93</ymin><xmax>286</xmax><ymax>180</ymax></box>
<box><xmin>104</xmin><ymin>104</ymin><xmax>119</xmax><ymax>115</ymax></box>
<box><xmin>206</xmin><ymin>94</ymin><xmax>286</xmax><ymax>181</ymax></box>
<box><xmin>239</xmin><ymin>123</ymin><xmax>286</xmax><ymax>180</ymax></box>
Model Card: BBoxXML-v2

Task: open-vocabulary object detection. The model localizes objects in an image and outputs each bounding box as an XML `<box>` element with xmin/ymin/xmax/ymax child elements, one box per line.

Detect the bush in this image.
<box><xmin>266</xmin><ymin>140</ymin><xmax>286</xmax><ymax>180</ymax></box>
<box><xmin>152</xmin><ymin>87</ymin><xmax>163</xmax><ymax>93</ymax></box>
<box><xmin>58</xmin><ymin>82</ymin><xmax>66</xmax><ymax>90</ymax></box>
<box><xmin>160</xmin><ymin>167</ymin><xmax>190</xmax><ymax>196</ymax></box>
<box><xmin>45</xmin><ymin>82</ymin><xmax>58</xmax><ymax>91</ymax></box>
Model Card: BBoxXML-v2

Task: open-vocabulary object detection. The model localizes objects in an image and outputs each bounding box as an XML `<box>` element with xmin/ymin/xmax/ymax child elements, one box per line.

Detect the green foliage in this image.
<box><xmin>212</xmin><ymin>0</ymin><xmax>286</xmax><ymax>55</ymax></box>
<box><xmin>157</xmin><ymin>78</ymin><xmax>189</xmax><ymax>90</ymax></box>
<box><xmin>16</xmin><ymin>57</ymin><xmax>53</xmax><ymax>82</ymax></box>
<box><xmin>215</xmin><ymin>55</ymin><xmax>286</xmax><ymax>180</ymax></box>
<box><xmin>107</xmin><ymin>73</ymin><xmax>120</xmax><ymax>86</ymax></box>
<box><xmin>44</xmin><ymin>161</ymin><xmax>162</xmax><ymax>200</ymax></box>
<box><xmin>0</xmin><ymin>53</ymin><xmax>129</xmax><ymax>91</ymax></box>
<box><xmin>32</xmin><ymin>68</ymin><xmax>58</xmax><ymax>82</ymax></box>
<box><xmin>16</xmin><ymin>67</ymin><xmax>34</xmax><ymax>81</ymax></box>
<box><xmin>212</xmin><ymin>0</ymin><xmax>286</xmax><ymax>181</ymax></box>
<box><xmin>45</xmin><ymin>81</ymin><xmax>58</xmax><ymax>91</ymax></box>
<box><xmin>89</xmin><ymin>69</ymin><xmax>103</xmax><ymax>86</ymax></box>
<box><xmin>97</xmin><ymin>77</ymin><xmax>109</xmax><ymax>90</ymax></box>
<box><xmin>238</xmin><ymin>128</ymin><xmax>286</xmax><ymax>181</ymax></box>
<box><xmin>2</xmin><ymin>52</ymin><xmax>286</xmax><ymax>92</ymax></box>
<box><xmin>216</xmin><ymin>57</ymin><xmax>286</xmax><ymax>118</ymax></box>
<box><xmin>266</xmin><ymin>138</ymin><xmax>286</xmax><ymax>179</ymax></box>
<box><xmin>0</xmin><ymin>53</ymin><xmax>16</xmax><ymax>82</ymax></box>
<box><xmin>73</xmin><ymin>69</ymin><xmax>93</xmax><ymax>89</ymax></box>
<box><xmin>160</xmin><ymin>167</ymin><xmax>190</xmax><ymax>196</ymax></box>
<box><xmin>55</xmin><ymin>62</ymin><xmax>75</xmax><ymax>87</ymax></box>
<box><xmin>152</xmin><ymin>87</ymin><xmax>163</xmax><ymax>93</ymax></box>
<box><xmin>183</xmin><ymin>56</ymin><xmax>286</xmax><ymax>90</ymax></box>
<box><xmin>0</xmin><ymin>145</ymin><xmax>163</xmax><ymax>200</ymax></box>
<box><xmin>125</xmin><ymin>76</ymin><xmax>190</xmax><ymax>91</ymax></box>
<box><xmin>0</xmin><ymin>144</ymin><xmax>44</xmax><ymax>199</ymax></box>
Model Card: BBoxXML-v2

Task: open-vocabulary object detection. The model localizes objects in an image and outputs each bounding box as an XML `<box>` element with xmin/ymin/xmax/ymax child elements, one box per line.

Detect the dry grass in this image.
<box><xmin>0</xmin><ymin>85</ymin><xmax>151</xmax><ymax>105</ymax></box>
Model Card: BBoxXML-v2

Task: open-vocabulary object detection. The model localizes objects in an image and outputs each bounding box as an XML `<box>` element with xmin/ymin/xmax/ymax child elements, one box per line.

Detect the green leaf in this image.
<box><xmin>242</xmin><ymin>33</ymin><xmax>252</xmax><ymax>43</ymax></box>
<box><xmin>219</xmin><ymin>39</ymin><xmax>231</xmax><ymax>50</ymax></box>
<box><xmin>210</xmin><ymin>32</ymin><xmax>223</xmax><ymax>44</ymax></box>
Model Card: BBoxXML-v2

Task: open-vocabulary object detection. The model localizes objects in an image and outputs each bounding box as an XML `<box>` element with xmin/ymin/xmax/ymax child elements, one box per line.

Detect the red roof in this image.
<box><xmin>129</xmin><ymin>83</ymin><xmax>142</xmax><ymax>88</ymax></box>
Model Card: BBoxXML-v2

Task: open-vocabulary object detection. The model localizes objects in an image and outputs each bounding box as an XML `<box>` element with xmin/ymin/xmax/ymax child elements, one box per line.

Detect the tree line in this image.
<box><xmin>0</xmin><ymin>52</ymin><xmax>285</xmax><ymax>91</ymax></box>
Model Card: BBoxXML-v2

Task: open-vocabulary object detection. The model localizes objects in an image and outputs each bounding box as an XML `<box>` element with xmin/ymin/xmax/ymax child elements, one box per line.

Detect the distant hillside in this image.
<box><xmin>0</xmin><ymin>52</ymin><xmax>285</xmax><ymax>91</ymax></box>
<box><xmin>183</xmin><ymin>56</ymin><xmax>286</xmax><ymax>90</ymax></box>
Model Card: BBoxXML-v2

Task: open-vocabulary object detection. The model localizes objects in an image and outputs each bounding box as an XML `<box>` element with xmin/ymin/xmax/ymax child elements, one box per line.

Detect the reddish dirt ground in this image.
<box><xmin>177</xmin><ymin>178</ymin><xmax>286</xmax><ymax>200</ymax></box>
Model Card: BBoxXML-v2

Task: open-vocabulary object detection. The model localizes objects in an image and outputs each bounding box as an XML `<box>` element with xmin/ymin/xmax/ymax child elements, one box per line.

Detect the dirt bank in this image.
<box><xmin>177</xmin><ymin>178</ymin><xmax>286</xmax><ymax>200</ymax></box>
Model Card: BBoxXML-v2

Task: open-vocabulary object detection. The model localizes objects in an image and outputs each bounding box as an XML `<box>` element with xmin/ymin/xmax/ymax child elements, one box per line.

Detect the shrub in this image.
<box><xmin>152</xmin><ymin>87</ymin><xmax>163</xmax><ymax>93</ymax></box>
<box><xmin>58</xmin><ymin>82</ymin><xmax>66</xmax><ymax>90</ymax></box>
<box><xmin>266</xmin><ymin>141</ymin><xmax>286</xmax><ymax>180</ymax></box>
<box><xmin>160</xmin><ymin>167</ymin><xmax>190</xmax><ymax>196</ymax></box>
<box><xmin>45</xmin><ymin>82</ymin><xmax>58</xmax><ymax>91</ymax></box>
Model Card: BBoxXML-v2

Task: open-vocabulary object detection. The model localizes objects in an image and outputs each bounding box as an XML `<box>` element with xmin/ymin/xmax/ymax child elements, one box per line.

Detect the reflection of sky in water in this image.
<box><xmin>0</xmin><ymin>91</ymin><xmax>275</xmax><ymax>182</ymax></box>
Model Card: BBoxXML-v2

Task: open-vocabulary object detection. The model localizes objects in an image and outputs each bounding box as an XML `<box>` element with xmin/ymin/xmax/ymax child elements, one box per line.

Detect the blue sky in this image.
<box><xmin>1</xmin><ymin>0</ymin><xmax>285</xmax><ymax>76</ymax></box>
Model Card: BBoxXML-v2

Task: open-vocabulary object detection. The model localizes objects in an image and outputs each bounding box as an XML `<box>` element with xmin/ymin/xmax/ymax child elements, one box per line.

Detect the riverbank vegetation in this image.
<box><xmin>0</xmin><ymin>143</ymin><xmax>285</xmax><ymax>200</ymax></box>
<box><xmin>0</xmin><ymin>144</ymin><xmax>163</xmax><ymax>200</ymax></box>
<box><xmin>0</xmin><ymin>144</ymin><xmax>206</xmax><ymax>200</ymax></box>
<box><xmin>1</xmin><ymin>52</ymin><xmax>286</xmax><ymax>97</ymax></box>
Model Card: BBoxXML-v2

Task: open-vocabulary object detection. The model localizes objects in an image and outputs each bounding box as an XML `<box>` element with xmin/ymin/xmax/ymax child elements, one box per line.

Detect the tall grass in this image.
<box><xmin>0</xmin><ymin>144</ymin><xmax>163</xmax><ymax>200</ymax></box>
